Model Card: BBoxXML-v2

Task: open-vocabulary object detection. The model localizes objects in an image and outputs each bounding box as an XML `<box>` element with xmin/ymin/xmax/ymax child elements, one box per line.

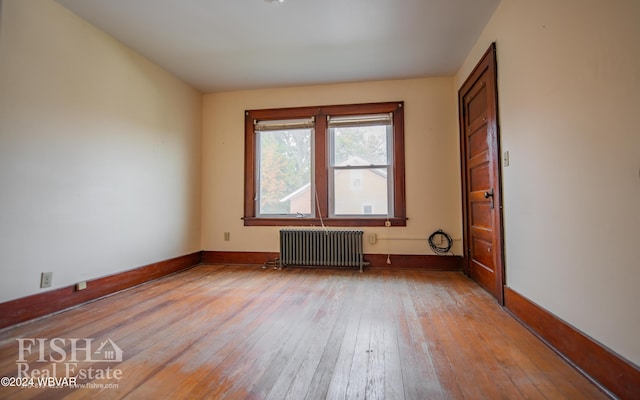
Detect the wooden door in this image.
<box><xmin>459</xmin><ymin>43</ymin><xmax>505</xmax><ymax>304</ymax></box>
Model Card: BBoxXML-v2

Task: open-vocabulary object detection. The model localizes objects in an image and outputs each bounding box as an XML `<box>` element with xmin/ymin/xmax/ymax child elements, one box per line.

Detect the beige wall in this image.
<box><xmin>202</xmin><ymin>78</ymin><xmax>462</xmax><ymax>256</ymax></box>
<box><xmin>6</xmin><ymin>0</ymin><xmax>637</xmax><ymax>370</ymax></box>
<box><xmin>0</xmin><ymin>0</ymin><xmax>202</xmax><ymax>302</ymax></box>
<box><xmin>456</xmin><ymin>0</ymin><xmax>640</xmax><ymax>365</ymax></box>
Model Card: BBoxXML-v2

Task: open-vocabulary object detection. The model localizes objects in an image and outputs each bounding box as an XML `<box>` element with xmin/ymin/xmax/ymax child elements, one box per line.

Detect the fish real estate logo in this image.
<box><xmin>14</xmin><ymin>337</ymin><xmax>124</xmax><ymax>383</ymax></box>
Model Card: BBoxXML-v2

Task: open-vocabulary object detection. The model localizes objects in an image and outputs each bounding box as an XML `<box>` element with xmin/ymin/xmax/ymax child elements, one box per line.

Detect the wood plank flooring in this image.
<box><xmin>0</xmin><ymin>265</ymin><xmax>608</xmax><ymax>399</ymax></box>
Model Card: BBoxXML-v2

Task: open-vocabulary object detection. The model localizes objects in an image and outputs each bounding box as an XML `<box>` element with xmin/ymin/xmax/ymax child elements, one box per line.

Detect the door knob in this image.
<box><xmin>484</xmin><ymin>188</ymin><xmax>495</xmax><ymax>209</ymax></box>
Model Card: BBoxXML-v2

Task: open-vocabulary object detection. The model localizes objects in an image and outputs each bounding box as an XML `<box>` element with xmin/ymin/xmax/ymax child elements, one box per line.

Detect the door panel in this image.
<box><xmin>472</xmin><ymin>236</ymin><xmax>493</xmax><ymax>269</ymax></box>
<box><xmin>470</xmin><ymin>163</ymin><xmax>490</xmax><ymax>192</ymax></box>
<box><xmin>466</xmin><ymin>83</ymin><xmax>488</xmax><ymax>123</ymax></box>
<box><xmin>459</xmin><ymin>43</ymin><xmax>505</xmax><ymax>304</ymax></box>
<box><xmin>468</xmin><ymin>125</ymin><xmax>489</xmax><ymax>158</ymax></box>
<box><xmin>471</xmin><ymin>203</ymin><xmax>492</xmax><ymax>227</ymax></box>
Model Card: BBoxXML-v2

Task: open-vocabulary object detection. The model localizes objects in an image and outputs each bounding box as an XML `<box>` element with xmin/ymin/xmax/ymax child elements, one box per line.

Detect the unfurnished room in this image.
<box><xmin>0</xmin><ymin>0</ymin><xmax>638</xmax><ymax>399</ymax></box>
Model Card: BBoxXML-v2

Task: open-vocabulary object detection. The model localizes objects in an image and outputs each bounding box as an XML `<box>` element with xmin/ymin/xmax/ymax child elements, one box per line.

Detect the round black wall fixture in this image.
<box><xmin>428</xmin><ymin>230</ymin><xmax>453</xmax><ymax>255</ymax></box>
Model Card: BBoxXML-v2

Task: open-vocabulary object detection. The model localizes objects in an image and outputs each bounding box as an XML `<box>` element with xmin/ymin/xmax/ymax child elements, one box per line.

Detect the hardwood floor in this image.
<box><xmin>0</xmin><ymin>265</ymin><xmax>607</xmax><ymax>399</ymax></box>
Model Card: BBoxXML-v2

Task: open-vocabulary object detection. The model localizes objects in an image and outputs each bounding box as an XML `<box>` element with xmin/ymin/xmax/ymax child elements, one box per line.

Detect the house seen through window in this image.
<box><xmin>244</xmin><ymin>102</ymin><xmax>406</xmax><ymax>227</ymax></box>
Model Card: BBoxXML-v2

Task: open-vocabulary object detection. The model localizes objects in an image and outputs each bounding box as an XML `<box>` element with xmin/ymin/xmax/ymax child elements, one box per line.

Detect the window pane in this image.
<box><xmin>333</xmin><ymin>168</ymin><xmax>388</xmax><ymax>215</ymax></box>
<box><xmin>257</xmin><ymin>128</ymin><xmax>312</xmax><ymax>215</ymax></box>
<box><xmin>332</xmin><ymin>125</ymin><xmax>389</xmax><ymax>166</ymax></box>
<box><xmin>244</xmin><ymin>102</ymin><xmax>405</xmax><ymax>226</ymax></box>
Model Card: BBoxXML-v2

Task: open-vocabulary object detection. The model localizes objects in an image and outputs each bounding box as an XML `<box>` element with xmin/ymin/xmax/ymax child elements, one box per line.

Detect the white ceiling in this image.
<box><xmin>56</xmin><ymin>0</ymin><xmax>500</xmax><ymax>93</ymax></box>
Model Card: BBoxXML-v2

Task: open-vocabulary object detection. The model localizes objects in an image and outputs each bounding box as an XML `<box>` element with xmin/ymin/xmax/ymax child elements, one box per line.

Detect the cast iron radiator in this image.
<box><xmin>279</xmin><ymin>229</ymin><xmax>365</xmax><ymax>272</ymax></box>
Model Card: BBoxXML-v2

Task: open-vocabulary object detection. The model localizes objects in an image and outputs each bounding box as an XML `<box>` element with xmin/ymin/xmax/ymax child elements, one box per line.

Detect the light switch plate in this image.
<box><xmin>40</xmin><ymin>272</ymin><xmax>52</xmax><ymax>288</ymax></box>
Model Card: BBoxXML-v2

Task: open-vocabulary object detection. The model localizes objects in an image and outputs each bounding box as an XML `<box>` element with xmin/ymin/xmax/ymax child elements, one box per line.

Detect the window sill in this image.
<box><xmin>242</xmin><ymin>217</ymin><xmax>407</xmax><ymax>227</ymax></box>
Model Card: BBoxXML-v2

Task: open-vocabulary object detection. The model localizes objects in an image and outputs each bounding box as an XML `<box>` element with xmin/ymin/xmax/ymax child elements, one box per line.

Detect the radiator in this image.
<box><xmin>279</xmin><ymin>229</ymin><xmax>365</xmax><ymax>272</ymax></box>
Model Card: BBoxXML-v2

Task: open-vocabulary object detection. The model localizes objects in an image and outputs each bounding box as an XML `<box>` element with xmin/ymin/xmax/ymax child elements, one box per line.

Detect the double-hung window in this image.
<box><xmin>328</xmin><ymin>113</ymin><xmax>393</xmax><ymax>217</ymax></box>
<box><xmin>254</xmin><ymin>117</ymin><xmax>314</xmax><ymax>217</ymax></box>
<box><xmin>244</xmin><ymin>102</ymin><xmax>405</xmax><ymax>227</ymax></box>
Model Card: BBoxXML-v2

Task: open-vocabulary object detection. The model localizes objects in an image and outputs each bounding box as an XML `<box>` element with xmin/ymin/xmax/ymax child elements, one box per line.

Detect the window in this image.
<box><xmin>254</xmin><ymin>118</ymin><xmax>313</xmax><ymax>216</ymax></box>
<box><xmin>328</xmin><ymin>113</ymin><xmax>392</xmax><ymax>217</ymax></box>
<box><xmin>244</xmin><ymin>102</ymin><xmax>406</xmax><ymax>226</ymax></box>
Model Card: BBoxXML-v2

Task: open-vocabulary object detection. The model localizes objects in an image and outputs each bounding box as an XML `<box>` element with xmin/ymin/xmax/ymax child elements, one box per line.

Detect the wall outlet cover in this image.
<box><xmin>40</xmin><ymin>272</ymin><xmax>52</xmax><ymax>288</ymax></box>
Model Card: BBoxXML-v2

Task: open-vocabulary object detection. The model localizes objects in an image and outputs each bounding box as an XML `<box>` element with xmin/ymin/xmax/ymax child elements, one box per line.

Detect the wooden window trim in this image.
<box><xmin>244</xmin><ymin>101</ymin><xmax>406</xmax><ymax>227</ymax></box>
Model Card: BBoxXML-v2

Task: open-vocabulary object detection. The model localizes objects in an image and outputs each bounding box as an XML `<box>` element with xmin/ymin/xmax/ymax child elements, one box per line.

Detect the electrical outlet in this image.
<box><xmin>368</xmin><ymin>233</ymin><xmax>377</xmax><ymax>244</ymax></box>
<box><xmin>40</xmin><ymin>272</ymin><xmax>52</xmax><ymax>288</ymax></box>
<box><xmin>224</xmin><ymin>232</ymin><xmax>230</xmax><ymax>241</ymax></box>
<box><xmin>76</xmin><ymin>281</ymin><xmax>87</xmax><ymax>291</ymax></box>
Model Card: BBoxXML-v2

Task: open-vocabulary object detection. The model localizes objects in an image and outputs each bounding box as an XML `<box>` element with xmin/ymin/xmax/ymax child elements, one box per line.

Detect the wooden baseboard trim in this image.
<box><xmin>0</xmin><ymin>252</ymin><xmax>202</xmax><ymax>330</ymax></box>
<box><xmin>366</xmin><ymin>253</ymin><xmax>462</xmax><ymax>270</ymax></box>
<box><xmin>504</xmin><ymin>286</ymin><xmax>640</xmax><ymax>400</ymax></box>
<box><xmin>202</xmin><ymin>251</ymin><xmax>462</xmax><ymax>271</ymax></box>
<box><xmin>201</xmin><ymin>251</ymin><xmax>279</xmax><ymax>265</ymax></box>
